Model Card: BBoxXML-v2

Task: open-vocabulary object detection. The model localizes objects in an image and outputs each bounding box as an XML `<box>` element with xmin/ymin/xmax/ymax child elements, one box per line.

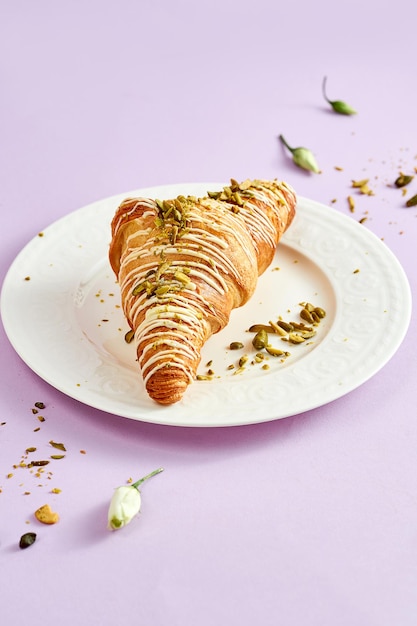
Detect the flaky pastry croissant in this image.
<box><xmin>109</xmin><ymin>179</ymin><xmax>296</xmax><ymax>405</ymax></box>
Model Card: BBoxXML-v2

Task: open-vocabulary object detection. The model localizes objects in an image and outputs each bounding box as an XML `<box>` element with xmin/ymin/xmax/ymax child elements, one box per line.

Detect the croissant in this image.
<box><xmin>109</xmin><ymin>179</ymin><xmax>296</xmax><ymax>405</ymax></box>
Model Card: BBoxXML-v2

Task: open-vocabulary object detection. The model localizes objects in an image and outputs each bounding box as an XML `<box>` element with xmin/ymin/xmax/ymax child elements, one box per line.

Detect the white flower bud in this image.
<box><xmin>279</xmin><ymin>135</ymin><xmax>321</xmax><ymax>174</ymax></box>
<box><xmin>291</xmin><ymin>147</ymin><xmax>321</xmax><ymax>173</ymax></box>
<box><xmin>107</xmin><ymin>486</ymin><xmax>141</xmax><ymax>530</ymax></box>
<box><xmin>107</xmin><ymin>467</ymin><xmax>163</xmax><ymax>532</ymax></box>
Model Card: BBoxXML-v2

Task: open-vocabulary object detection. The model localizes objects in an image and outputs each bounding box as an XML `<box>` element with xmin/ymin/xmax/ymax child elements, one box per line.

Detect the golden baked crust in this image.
<box><xmin>109</xmin><ymin>179</ymin><xmax>296</xmax><ymax>404</ymax></box>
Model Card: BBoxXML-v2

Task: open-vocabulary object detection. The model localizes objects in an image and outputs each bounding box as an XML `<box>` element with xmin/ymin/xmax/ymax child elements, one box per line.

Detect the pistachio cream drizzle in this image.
<box><xmin>116</xmin><ymin>179</ymin><xmax>295</xmax><ymax>388</ymax></box>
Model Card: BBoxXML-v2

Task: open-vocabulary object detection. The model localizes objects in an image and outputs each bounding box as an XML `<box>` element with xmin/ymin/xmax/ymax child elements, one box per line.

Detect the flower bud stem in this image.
<box><xmin>132</xmin><ymin>467</ymin><xmax>164</xmax><ymax>490</ymax></box>
<box><xmin>322</xmin><ymin>76</ymin><xmax>330</xmax><ymax>104</ymax></box>
<box><xmin>279</xmin><ymin>134</ymin><xmax>295</xmax><ymax>154</ymax></box>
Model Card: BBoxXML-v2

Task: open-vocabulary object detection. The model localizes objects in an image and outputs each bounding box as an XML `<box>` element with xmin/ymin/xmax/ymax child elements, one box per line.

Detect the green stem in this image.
<box><xmin>278</xmin><ymin>134</ymin><xmax>294</xmax><ymax>154</ymax></box>
<box><xmin>132</xmin><ymin>467</ymin><xmax>164</xmax><ymax>490</ymax></box>
<box><xmin>322</xmin><ymin>76</ymin><xmax>330</xmax><ymax>103</ymax></box>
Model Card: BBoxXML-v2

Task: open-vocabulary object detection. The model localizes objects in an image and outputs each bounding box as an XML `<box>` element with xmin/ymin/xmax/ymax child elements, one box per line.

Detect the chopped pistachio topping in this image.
<box><xmin>206</xmin><ymin>179</ymin><xmax>258</xmax><ymax>212</ymax></box>
<box><xmin>154</xmin><ymin>195</ymin><xmax>193</xmax><ymax>243</ymax></box>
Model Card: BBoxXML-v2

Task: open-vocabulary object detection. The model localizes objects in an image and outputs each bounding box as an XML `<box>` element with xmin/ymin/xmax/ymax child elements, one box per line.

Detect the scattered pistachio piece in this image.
<box><xmin>405</xmin><ymin>193</ymin><xmax>417</xmax><ymax>207</ymax></box>
<box><xmin>359</xmin><ymin>183</ymin><xmax>373</xmax><ymax>196</ymax></box>
<box><xmin>248</xmin><ymin>324</ymin><xmax>275</xmax><ymax>334</ymax></box>
<box><xmin>277</xmin><ymin>320</ymin><xmax>293</xmax><ymax>332</ymax></box>
<box><xmin>268</xmin><ymin>320</ymin><xmax>288</xmax><ymax>336</ymax></box>
<box><xmin>19</xmin><ymin>532</ymin><xmax>37</xmax><ymax>549</ymax></box>
<box><xmin>352</xmin><ymin>178</ymin><xmax>369</xmax><ymax>188</ymax></box>
<box><xmin>124</xmin><ymin>329</ymin><xmax>135</xmax><ymax>344</ymax></box>
<box><xmin>238</xmin><ymin>355</ymin><xmax>248</xmax><ymax>367</ymax></box>
<box><xmin>288</xmin><ymin>333</ymin><xmax>306</xmax><ymax>344</ymax></box>
<box><xmin>49</xmin><ymin>441</ymin><xmax>66</xmax><ymax>451</ymax></box>
<box><xmin>395</xmin><ymin>173</ymin><xmax>414</xmax><ymax>188</ymax></box>
<box><xmin>300</xmin><ymin>308</ymin><xmax>315</xmax><ymax>324</ymax></box>
<box><xmin>252</xmin><ymin>329</ymin><xmax>268</xmax><ymax>350</ymax></box>
<box><xmin>265</xmin><ymin>346</ymin><xmax>285</xmax><ymax>357</ymax></box>
<box><xmin>229</xmin><ymin>341</ymin><xmax>244</xmax><ymax>350</ymax></box>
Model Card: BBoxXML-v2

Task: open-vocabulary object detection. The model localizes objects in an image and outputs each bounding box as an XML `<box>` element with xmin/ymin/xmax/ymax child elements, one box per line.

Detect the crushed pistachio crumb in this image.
<box><xmin>49</xmin><ymin>440</ymin><xmax>66</xmax><ymax>451</ymax></box>
<box><xmin>405</xmin><ymin>193</ymin><xmax>417</xmax><ymax>207</ymax></box>
<box><xmin>352</xmin><ymin>178</ymin><xmax>369</xmax><ymax>188</ymax></box>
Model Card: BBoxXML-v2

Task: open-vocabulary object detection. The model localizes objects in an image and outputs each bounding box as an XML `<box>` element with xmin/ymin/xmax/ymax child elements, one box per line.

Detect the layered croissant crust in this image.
<box><xmin>109</xmin><ymin>179</ymin><xmax>296</xmax><ymax>405</ymax></box>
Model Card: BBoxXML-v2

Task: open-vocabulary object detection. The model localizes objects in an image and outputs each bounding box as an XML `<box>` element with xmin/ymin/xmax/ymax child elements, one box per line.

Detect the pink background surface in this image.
<box><xmin>1</xmin><ymin>1</ymin><xmax>416</xmax><ymax>624</ymax></box>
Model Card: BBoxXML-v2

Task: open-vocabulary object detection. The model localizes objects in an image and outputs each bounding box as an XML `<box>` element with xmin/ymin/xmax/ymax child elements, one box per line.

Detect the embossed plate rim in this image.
<box><xmin>0</xmin><ymin>183</ymin><xmax>412</xmax><ymax>427</ymax></box>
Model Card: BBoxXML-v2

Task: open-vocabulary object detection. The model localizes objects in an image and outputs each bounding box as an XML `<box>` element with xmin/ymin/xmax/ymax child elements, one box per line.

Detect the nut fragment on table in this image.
<box><xmin>19</xmin><ymin>532</ymin><xmax>37</xmax><ymax>549</ymax></box>
<box><xmin>34</xmin><ymin>504</ymin><xmax>59</xmax><ymax>525</ymax></box>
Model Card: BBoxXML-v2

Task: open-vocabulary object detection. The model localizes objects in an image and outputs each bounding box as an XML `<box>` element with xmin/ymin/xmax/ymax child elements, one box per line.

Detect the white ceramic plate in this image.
<box><xmin>1</xmin><ymin>183</ymin><xmax>412</xmax><ymax>427</ymax></box>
